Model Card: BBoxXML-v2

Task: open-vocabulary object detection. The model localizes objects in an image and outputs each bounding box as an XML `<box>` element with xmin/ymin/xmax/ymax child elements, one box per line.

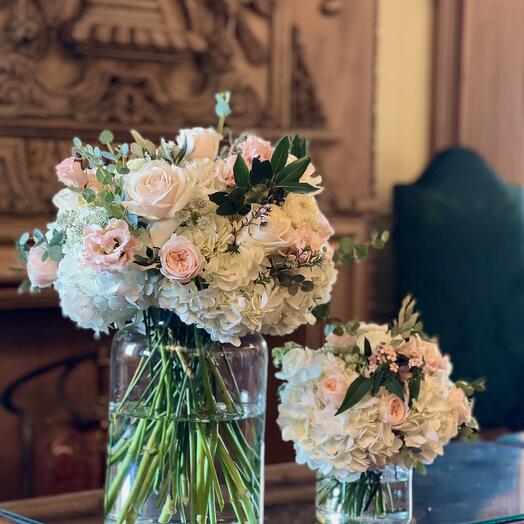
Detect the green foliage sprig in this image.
<box><xmin>209</xmin><ymin>135</ymin><xmax>317</xmax><ymax>218</ymax></box>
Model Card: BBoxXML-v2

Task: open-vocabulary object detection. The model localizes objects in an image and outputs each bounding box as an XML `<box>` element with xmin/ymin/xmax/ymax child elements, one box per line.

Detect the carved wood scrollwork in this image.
<box><xmin>0</xmin><ymin>0</ymin><xmax>328</xmax><ymax>220</ymax></box>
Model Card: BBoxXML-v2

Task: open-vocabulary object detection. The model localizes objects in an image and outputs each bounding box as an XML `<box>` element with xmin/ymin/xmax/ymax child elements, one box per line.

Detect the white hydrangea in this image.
<box><xmin>55</xmin><ymin>248</ymin><xmax>156</xmax><ymax>334</ymax></box>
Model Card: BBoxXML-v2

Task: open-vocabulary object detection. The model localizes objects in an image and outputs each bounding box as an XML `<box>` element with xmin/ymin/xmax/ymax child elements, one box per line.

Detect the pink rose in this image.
<box><xmin>55</xmin><ymin>157</ymin><xmax>88</xmax><ymax>188</ymax></box>
<box><xmin>284</xmin><ymin>223</ymin><xmax>325</xmax><ymax>257</ymax></box>
<box><xmin>27</xmin><ymin>245</ymin><xmax>57</xmax><ymax>288</ymax></box>
<box><xmin>238</xmin><ymin>135</ymin><xmax>273</xmax><ymax>164</ymax></box>
<box><xmin>159</xmin><ymin>235</ymin><xmax>204</xmax><ymax>283</ymax></box>
<box><xmin>82</xmin><ymin>219</ymin><xmax>138</xmax><ymax>272</ymax></box>
<box><xmin>448</xmin><ymin>387</ymin><xmax>472</xmax><ymax>425</ymax></box>
<box><xmin>419</xmin><ymin>339</ymin><xmax>449</xmax><ymax>375</ymax></box>
<box><xmin>318</xmin><ymin>373</ymin><xmax>349</xmax><ymax>408</ymax></box>
<box><xmin>381</xmin><ymin>393</ymin><xmax>409</xmax><ymax>428</ymax></box>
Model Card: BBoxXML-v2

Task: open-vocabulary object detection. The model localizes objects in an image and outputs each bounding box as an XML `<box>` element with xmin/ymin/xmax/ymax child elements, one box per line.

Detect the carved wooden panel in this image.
<box><xmin>0</xmin><ymin>0</ymin><xmax>378</xmax><ymax>314</ymax></box>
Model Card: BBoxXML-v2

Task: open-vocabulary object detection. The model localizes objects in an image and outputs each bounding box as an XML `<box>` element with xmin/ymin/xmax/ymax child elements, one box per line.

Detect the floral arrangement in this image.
<box><xmin>17</xmin><ymin>92</ymin><xmax>342</xmax><ymax>346</ymax></box>
<box><xmin>274</xmin><ymin>296</ymin><xmax>484</xmax><ymax>517</ymax></box>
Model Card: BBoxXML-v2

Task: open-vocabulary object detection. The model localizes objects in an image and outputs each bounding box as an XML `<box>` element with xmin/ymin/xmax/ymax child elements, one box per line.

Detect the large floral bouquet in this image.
<box><xmin>19</xmin><ymin>94</ymin><xmax>337</xmax><ymax>346</ymax></box>
<box><xmin>274</xmin><ymin>296</ymin><xmax>483</xmax><ymax>519</ymax></box>
<box><xmin>19</xmin><ymin>93</ymin><xmax>376</xmax><ymax>524</ymax></box>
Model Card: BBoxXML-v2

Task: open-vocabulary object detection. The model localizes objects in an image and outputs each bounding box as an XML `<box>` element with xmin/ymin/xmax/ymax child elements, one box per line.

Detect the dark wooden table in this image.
<box><xmin>2</xmin><ymin>442</ymin><xmax>523</xmax><ymax>523</ymax></box>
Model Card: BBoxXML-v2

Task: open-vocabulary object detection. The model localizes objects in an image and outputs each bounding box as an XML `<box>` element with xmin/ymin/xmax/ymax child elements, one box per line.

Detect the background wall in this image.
<box><xmin>375</xmin><ymin>0</ymin><xmax>433</xmax><ymax>210</ymax></box>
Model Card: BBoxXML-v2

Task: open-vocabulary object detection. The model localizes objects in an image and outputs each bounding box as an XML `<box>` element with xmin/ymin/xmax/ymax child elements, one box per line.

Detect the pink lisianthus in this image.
<box><xmin>55</xmin><ymin>157</ymin><xmax>88</xmax><ymax>188</ymax></box>
<box><xmin>27</xmin><ymin>245</ymin><xmax>58</xmax><ymax>288</ymax></box>
<box><xmin>220</xmin><ymin>155</ymin><xmax>237</xmax><ymax>187</ymax></box>
<box><xmin>284</xmin><ymin>223</ymin><xmax>325</xmax><ymax>259</ymax></box>
<box><xmin>82</xmin><ymin>219</ymin><xmax>138</xmax><ymax>272</ymax></box>
<box><xmin>238</xmin><ymin>135</ymin><xmax>273</xmax><ymax>165</ymax></box>
<box><xmin>159</xmin><ymin>234</ymin><xmax>204</xmax><ymax>283</ymax></box>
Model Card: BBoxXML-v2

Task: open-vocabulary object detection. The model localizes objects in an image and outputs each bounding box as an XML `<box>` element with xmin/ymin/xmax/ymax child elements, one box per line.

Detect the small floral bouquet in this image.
<box><xmin>274</xmin><ymin>296</ymin><xmax>484</xmax><ymax>523</ymax></box>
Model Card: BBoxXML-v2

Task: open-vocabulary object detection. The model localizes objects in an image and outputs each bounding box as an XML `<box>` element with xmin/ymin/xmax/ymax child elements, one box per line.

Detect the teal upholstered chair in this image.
<box><xmin>394</xmin><ymin>148</ymin><xmax>524</xmax><ymax>429</ymax></box>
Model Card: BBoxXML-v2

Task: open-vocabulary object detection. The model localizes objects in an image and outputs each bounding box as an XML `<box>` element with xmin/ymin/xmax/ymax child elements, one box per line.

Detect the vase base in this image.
<box><xmin>316</xmin><ymin>509</ymin><xmax>411</xmax><ymax>524</ymax></box>
<box><xmin>105</xmin><ymin>518</ymin><xmax>239</xmax><ymax>524</ymax></box>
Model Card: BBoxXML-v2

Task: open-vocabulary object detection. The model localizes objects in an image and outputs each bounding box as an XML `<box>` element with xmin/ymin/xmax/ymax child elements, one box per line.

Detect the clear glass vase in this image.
<box><xmin>103</xmin><ymin>309</ymin><xmax>268</xmax><ymax>524</ymax></box>
<box><xmin>316</xmin><ymin>466</ymin><xmax>412</xmax><ymax>524</ymax></box>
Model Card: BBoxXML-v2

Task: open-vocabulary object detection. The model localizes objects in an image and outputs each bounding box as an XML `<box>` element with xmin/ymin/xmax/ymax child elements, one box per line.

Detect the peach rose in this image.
<box><xmin>176</xmin><ymin>127</ymin><xmax>222</xmax><ymax>159</ymax></box>
<box><xmin>55</xmin><ymin>157</ymin><xmax>88</xmax><ymax>188</ymax></box>
<box><xmin>123</xmin><ymin>160</ymin><xmax>194</xmax><ymax>220</ymax></box>
<box><xmin>381</xmin><ymin>393</ymin><xmax>409</xmax><ymax>428</ymax></box>
<box><xmin>318</xmin><ymin>373</ymin><xmax>349</xmax><ymax>408</ymax></box>
<box><xmin>159</xmin><ymin>234</ymin><xmax>204</xmax><ymax>283</ymax></box>
<box><xmin>82</xmin><ymin>219</ymin><xmax>138</xmax><ymax>272</ymax></box>
<box><xmin>27</xmin><ymin>245</ymin><xmax>58</xmax><ymax>288</ymax></box>
<box><xmin>448</xmin><ymin>387</ymin><xmax>472</xmax><ymax>425</ymax></box>
<box><xmin>238</xmin><ymin>135</ymin><xmax>273</xmax><ymax>164</ymax></box>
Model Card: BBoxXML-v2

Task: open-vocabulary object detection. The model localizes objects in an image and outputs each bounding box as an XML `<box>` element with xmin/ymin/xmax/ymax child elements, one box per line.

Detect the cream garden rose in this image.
<box><xmin>176</xmin><ymin>127</ymin><xmax>222</xmax><ymax>160</ymax></box>
<box><xmin>318</xmin><ymin>372</ymin><xmax>349</xmax><ymax>408</ymax></box>
<box><xmin>240</xmin><ymin>205</ymin><xmax>292</xmax><ymax>251</ymax></box>
<box><xmin>381</xmin><ymin>393</ymin><xmax>409</xmax><ymax>428</ymax></box>
<box><xmin>159</xmin><ymin>234</ymin><xmax>204</xmax><ymax>283</ymax></box>
<box><xmin>123</xmin><ymin>160</ymin><xmax>194</xmax><ymax>220</ymax></box>
<box><xmin>27</xmin><ymin>244</ymin><xmax>58</xmax><ymax>288</ymax></box>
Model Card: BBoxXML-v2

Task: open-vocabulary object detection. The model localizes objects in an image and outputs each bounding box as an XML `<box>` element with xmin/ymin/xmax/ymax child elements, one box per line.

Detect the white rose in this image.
<box><xmin>177</xmin><ymin>127</ymin><xmax>222</xmax><ymax>160</ymax></box>
<box><xmin>282</xmin><ymin>194</ymin><xmax>333</xmax><ymax>239</ymax></box>
<box><xmin>123</xmin><ymin>160</ymin><xmax>194</xmax><ymax>220</ymax></box>
<box><xmin>52</xmin><ymin>188</ymin><xmax>80</xmax><ymax>211</ymax></box>
<box><xmin>286</xmin><ymin>154</ymin><xmax>322</xmax><ymax>194</ymax></box>
<box><xmin>239</xmin><ymin>205</ymin><xmax>292</xmax><ymax>252</ymax></box>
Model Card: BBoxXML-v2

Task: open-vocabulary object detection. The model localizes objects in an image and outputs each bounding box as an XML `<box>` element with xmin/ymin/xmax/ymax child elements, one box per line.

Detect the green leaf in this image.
<box><xmin>19</xmin><ymin>232</ymin><xmax>29</xmax><ymax>245</ymax></box>
<box><xmin>300</xmin><ymin>280</ymin><xmax>315</xmax><ymax>292</ymax></box>
<box><xmin>209</xmin><ymin>191</ymin><xmax>229</xmax><ymax>205</ymax></box>
<box><xmin>216</xmin><ymin>201</ymin><xmax>239</xmax><ymax>216</ymax></box>
<box><xmin>408</xmin><ymin>370</ymin><xmax>421</xmax><ymax>407</ymax></box>
<box><xmin>73</xmin><ymin>137</ymin><xmax>82</xmax><ymax>147</ymax></box>
<box><xmin>275</xmin><ymin>156</ymin><xmax>311</xmax><ymax>184</ymax></box>
<box><xmin>271</xmin><ymin>136</ymin><xmax>290</xmax><ymax>173</ymax></box>
<box><xmin>364</xmin><ymin>338</ymin><xmax>372</xmax><ymax>357</ymax></box>
<box><xmin>384</xmin><ymin>375</ymin><xmax>405</xmax><ymax>401</ymax></box>
<box><xmin>47</xmin><ymin>245</ymin><xmax>62</xmax><ymax>262</ymax></box>
<box><xmin>290</xmin><ymin>134</ymin><xmax>309</xmax><ymax>158</ymax></box>
<box><xmin>312</xmin><ymin>302</ymin><xmax>330</xmax><ymax>323</ymax></box>
<box><xmin>250</xmin><ymin>158</ymin><xmax>273</xmax><ymax>185</ymax></box>
<box><xmin>99</xmin><ymin>130</ymin><xmax>114</xmax><ymax>145</ymax></box>
<box><xmin>233</xmin><ymin>155</ymin><xmax>250</xmax><ymax>187</ymax></box>
<box><xmin>336</xmin><ymin>376</ymin><xmax>372</xmax><ymax>415</ymax></box>
<box><xmin>371</xmin><ymin>368</ymin><xmax>387</xmax><ymax>396</ymax></box>
<box><xmin>109</xmin><ymin>204</ymin><xmax>124</xmax><ymax>218</ymax></box>
<box><xmin>339</xmin><ymin>236</ymin><xmax>354</xmax><ymax>253</ymax></box>
<box><xmin>82</xmin><ymin>188</ymin><xmax>96</xmax><ymax>203</ymax></box>
<box><xmin>214</xmin><ymin>91</ymin><xmax>232</xmax><ymax>118</ymax></box>
<box><xmin>279</xmin><ymin>182</ymin><xmax>317</xmax><ymax>194</ymax></box>
<box><xmin>354</xmin><ymin>244</ymin><xmax>369</xmax><ymax>260</ymax></box>
<box><xmin>245</xmin><ymin>184</ymin><xmax>269</xmax><ymax>204</ymax></box>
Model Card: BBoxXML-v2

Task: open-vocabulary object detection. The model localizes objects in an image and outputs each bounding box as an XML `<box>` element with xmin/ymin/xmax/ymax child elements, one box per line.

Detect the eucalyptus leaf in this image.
<box><xmin>99</xmin><ymin>130</ymin><xmax>114</xmax><ymax>145</ymax></box>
